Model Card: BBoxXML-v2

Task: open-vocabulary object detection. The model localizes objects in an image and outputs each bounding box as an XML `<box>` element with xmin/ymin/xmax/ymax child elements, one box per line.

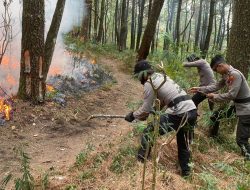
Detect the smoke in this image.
<box><xmin>0</xmin><ymin>0</ymin><xmax>85</xmax><ymax>95</ymax></box>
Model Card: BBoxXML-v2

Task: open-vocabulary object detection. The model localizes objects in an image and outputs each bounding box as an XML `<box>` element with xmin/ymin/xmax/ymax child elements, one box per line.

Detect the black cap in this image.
<box><xmin>210</xmin><ymin>55</ymin><xmax>225</xmax><ymax>69</ymax></box>
<box><xmin>134</xmin><ymin>60</ymin><xmax>152</xmax><ymax>75</ymax></box>
<box><xmin>186</xmin><ymin>54</ymin><xmax>199</xmax><ymax>62</ymax></box>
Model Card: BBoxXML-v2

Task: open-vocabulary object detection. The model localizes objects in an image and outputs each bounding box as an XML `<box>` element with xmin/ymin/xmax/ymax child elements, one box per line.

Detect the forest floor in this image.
<box><xmin>0</xmin><ymin>55</ymin><xmax>249</xmax><ymax>190</ymax></box>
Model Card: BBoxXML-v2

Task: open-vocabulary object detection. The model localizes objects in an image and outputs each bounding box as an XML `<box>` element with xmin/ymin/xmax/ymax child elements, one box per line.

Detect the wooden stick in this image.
<box><xmin>86</xmin><ymin>114</ymin><xmax>125</xmax><ymax>121</ymax></box>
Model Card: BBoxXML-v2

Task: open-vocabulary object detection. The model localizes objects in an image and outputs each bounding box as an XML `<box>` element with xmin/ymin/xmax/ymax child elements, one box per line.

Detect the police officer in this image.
<box><xmin>190</xmin><ymin>55</ymin><xmax>250</xmax><ymax>159</ymax></box>
<box><xmin>184</xmin><ymin>54</ymin><xmax>216</xmax><ymax>110</ymax></box>
<box><xmin>125</xmin><ymin>60</ymin><xmax>197</xmax><ymax>176</ymax></box>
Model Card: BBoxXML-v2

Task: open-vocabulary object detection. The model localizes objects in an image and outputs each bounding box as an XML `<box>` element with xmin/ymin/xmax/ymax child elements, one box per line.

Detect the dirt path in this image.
<box><xmin>0</xmin><ymin>57</ymin><xmax>142</xmax><ymax>186</ymax></box>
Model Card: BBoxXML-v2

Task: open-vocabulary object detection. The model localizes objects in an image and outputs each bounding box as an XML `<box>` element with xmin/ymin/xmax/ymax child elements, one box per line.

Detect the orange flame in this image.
<box><xmin>0</xmin><ymin>98</ymin><xmax>12</xmax><ymax>121</ymax></box>
<box><xmin>46</xmin><ymin>84</ymin><xmax>55</xmax><ymax>92</ymax></box>
<box><xmin>91</xmin><ymin>59</ymin><xmax>96</xmax><ymax>64</ymax></box>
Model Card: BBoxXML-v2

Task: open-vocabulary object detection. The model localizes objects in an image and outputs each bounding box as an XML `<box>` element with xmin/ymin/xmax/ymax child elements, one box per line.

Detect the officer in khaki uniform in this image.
<box><xmin>125</xmin><ymin>60</ymin><xmax>197</xmax><ymax>176</ymax></box>
<box><xmin>183</xmin><ymin>54</ymin><xmax>216</xmax><ymax>110</ymax></box>
<box><xmin>190</xmin><ymin>55</ymin><xmax>250</xmax><ymax>158</ymax></box>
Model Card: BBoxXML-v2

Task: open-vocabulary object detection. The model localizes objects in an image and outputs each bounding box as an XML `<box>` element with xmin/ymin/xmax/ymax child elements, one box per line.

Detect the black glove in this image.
<box><xmin>125</xmin><ymin>112</ymin><xmax>135</xmax><ymax>122</ymax></box>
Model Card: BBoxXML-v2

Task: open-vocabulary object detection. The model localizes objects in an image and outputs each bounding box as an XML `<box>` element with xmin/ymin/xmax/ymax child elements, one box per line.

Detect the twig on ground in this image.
<box><xmin>86</xmin><ymin>114</ymin><xmax>125</xmax><ymax>121</ymax></box>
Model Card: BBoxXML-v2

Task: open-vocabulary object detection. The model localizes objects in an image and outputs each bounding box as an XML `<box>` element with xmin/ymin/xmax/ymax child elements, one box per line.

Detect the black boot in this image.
<box><xmin>137</xmin><ymin>147</ymin><xmax>151</xmax><ymax>163</ymax></box>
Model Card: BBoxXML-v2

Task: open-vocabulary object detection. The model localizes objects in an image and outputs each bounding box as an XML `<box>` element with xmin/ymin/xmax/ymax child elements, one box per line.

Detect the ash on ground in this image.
<box><xmin>46</xmin><ymin>57</ymin><xmax>114</xmax><ymax>105</ymax></box>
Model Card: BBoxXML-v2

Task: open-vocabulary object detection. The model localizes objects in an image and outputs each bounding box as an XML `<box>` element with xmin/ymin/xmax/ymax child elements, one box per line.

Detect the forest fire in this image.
<box><xmin>0</xmin><ymin>98</ymin><xmax>12</xmax><ymax>121</ymax></box>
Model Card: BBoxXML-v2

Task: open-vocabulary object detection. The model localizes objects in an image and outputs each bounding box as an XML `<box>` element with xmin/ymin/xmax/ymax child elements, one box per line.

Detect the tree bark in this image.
<box><xmin>137</xmin><ymin>0</ymin><xmax>165</xmax><ymax>61</ymax></box>
<box><xmin>136</xmin><ymin>0</ymin><xmax>146</xmax><ymax>50</ymax></box>
<box><xmin>227</xmin><ymin>0</ymin><xmax>250</xmax><ymax>78</ymax></box>
<box><xmin>194</xmin><ymin>0</ymin><xmax>203</xmax><ymax>50</ymax></box>
<box><xmin>201</xmin><ymin>0</ymin><xmax>216</xmax><ymax>57</ymax></box>
<box><xmin>81</xmin><ymin>0</ymin><xmax>92</xmax><ymax>40</ymax></box>
<box><xmin>97</xmin><ymin>0</ymin><xmax>105</xmax><ymax>42</ymax></box>
<box><xmin>130</xmin><ymin>0</ymin><xmax>136</xmax><ymax>49</ymax></box>
<box><xmin>174</xmin><ymin>0</ymin><xmax>183</xmax><ymax>51</ymax></box>
<box><xmin>18</xmin><ymin>0</ymin><xmax>45</xmax><ymax>104</ymax></box>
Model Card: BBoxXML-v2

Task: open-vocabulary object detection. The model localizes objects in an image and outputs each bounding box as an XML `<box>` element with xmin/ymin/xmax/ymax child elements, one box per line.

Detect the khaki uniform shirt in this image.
<box><xmin>199</xmin><ymin>66</ymin><xmax>250</xmax><ymax>116</ymax></box>
<box><xmin>133</xmin><ymin>73</ymin><xmax>196</xmax><ymax>120</ymax></box>
<box><xmin>183</xmin><ymin>59</ymin><xmax>216</xmax><ymax>86</ymax></box>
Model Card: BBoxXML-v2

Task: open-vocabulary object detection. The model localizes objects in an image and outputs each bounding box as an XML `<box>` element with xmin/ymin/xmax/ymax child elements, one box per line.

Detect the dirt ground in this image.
<box><xmin>0</xmin><ymin>57</ymin><xmax>143</xmax><ymax>188</ymax></box>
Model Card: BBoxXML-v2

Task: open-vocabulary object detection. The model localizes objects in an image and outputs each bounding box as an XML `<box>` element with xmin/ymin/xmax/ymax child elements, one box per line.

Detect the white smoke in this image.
<box><xmin>0</xmin><ymin>0</ymin><xmax>85</xmax><ymax>95</ymax></box>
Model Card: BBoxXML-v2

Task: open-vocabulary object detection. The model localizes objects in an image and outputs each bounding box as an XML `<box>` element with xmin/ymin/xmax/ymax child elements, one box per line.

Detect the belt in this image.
<box><xmin>168</xmin><ymin>95</ymin><xmax>191</xmax><ymax>108</ymax></box>
<box><xmin>234</xmin><ymin>97</ymin><xmax>250</xmax><ymax>103</ymax></box>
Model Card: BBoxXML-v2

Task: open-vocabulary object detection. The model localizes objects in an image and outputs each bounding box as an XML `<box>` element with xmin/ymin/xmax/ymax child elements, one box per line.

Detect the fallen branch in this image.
<box><xmin>86</xmin><ymin>114</ymin><xmax>125</xmax><ymax>121</ymax></box>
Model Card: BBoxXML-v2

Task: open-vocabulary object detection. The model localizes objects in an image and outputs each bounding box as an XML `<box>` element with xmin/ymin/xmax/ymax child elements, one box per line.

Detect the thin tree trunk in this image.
<box><xmin>130</xmin><ymin>0</ymin><xmax>136</xmax><ymax>49</ymax></box>
<box><xmin>81</xmin><ymin>0</ymin><xmax>92</xmax><ymax>40</ymax></box>
<box><xmin>201</xmin><ymin>0</ymin><xmax>216</xmax><ymax>57</ymax></box>
<box><xmin>97</xmin><ymin>0</ymin><xmax>105</xmax><ymax>42</ymax></box>
<box><xmin>174</xmin><ymin>0</ymin><xmax>183</xmax><ymax>52</ymax></box>
<box><xmin>136</xmin><ymin>0</ymin><xmax>146</xmax><ymax>50</ymax></box>
<box><xmin>194</xmin><ymin>0</ymin><xmax>203</xmax><ymax>50</ymax></box>
<box><xmin>44</xmin><ymin>0</ymin><xmax>66</xmax><ymax>80</ymax></box>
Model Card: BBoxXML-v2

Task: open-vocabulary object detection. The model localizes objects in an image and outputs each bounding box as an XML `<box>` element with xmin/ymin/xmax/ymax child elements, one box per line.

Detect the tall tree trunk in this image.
<box><xmin>97</xmin><ymin>0</ymin><xmax>105</xmax><ymax>42</ymax></box>
<box><xmin>201</xmin><ymin>0</ymin><xmax>216</xmax><ymax>57</ymax></box>
<box><xmin>81</xmin><ymin>0</ymin><xmax>92</xmax><ymax>40</ymax></box>
<box><xmin>227</xmin><ymin>0</ymin><xmax>250</xmax><ymax>78</ymax></box>
<box><xmin>136</xmin><ymin>0</ymin><xmax>146</xmax><ymax>50</ymax></box>
<box><xmin>130</xmin><ymin>0</ymin><xmax>136</xmax><ymax>49</ymax></box>
<box><xmin>119</xmin><ymin>0</ymin><xmax>127</xmax><ymax>50</ymax></box>
<box><xmin>226</xmin><ymin>1</ymin><xmax>232</xmax><ymax>47</ymax></box>
<box><xmin>174</xmin><ymin>0</ymin><xmax>183</xmax><ymax>51</ymax></box>
<box><xmin>114</xmin><ymin>0</ymin><xmax>120</xmax><ymax>45</ymax></box>
<box><xmin>194</xmin><ymin>0</ymin><xmax>203</xmax><ymax>50</ymax></box>
<box><xmin>94</xmin><ymin>0</ymin><xmax>99</xmax><ymax>40</ymax></box>
<box><xmin>137</xmin><ymin>0</ymin><xmax>165</xmax><ymax>60</ymax></box>
<box><xmin>200</xmin><ymin>1</ymin><xmax>209</xmax><ymax>50</ymax></box>
<box><xmin>18</xmin><ymin>0</ymin><xmax>45</xmax><ymax>104</ymax></box>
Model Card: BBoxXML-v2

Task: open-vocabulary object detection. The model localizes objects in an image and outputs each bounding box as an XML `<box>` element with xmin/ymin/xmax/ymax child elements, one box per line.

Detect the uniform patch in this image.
<box><xmin>227</xmin><ymin>75</ymin><xmax>235</xmax><ymax>85</ymax></box>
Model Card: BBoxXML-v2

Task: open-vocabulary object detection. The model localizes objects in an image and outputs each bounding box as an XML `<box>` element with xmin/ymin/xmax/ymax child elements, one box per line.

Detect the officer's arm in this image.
<box><xmin>133</xmin><ymin>83</ymin><xmax>155</xmax><ymax>121</ymax></box>
<box><xmin>199</xmin><ymin>79</ymin><xmax>225</xmax><ymax>93</ymax></box>
<box><xmin>213</xmin><ymin>72</ymin><xmax>242</xmax><ymax>101</ymax></box>
<box><xmin>183</xmin><ymin>60</ymin><xmax>203</xmax><ymax>67</ymax></box>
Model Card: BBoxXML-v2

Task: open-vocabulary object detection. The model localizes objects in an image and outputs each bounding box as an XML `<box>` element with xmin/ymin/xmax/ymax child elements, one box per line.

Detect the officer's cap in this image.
<box><xmin>134</xmin><ymin>60</ymin><xmax>152</xmax><ymax>75</ymax></box>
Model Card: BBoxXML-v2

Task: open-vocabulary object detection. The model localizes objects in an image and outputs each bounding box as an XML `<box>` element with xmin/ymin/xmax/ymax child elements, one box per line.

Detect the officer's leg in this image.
<box><xmin>176</xmin><ymin>109</ymin><xmax>197</xmax><ymax>176</ymax></box>
<box><xmin>209</xmin><ymin>109</ymin><xmax>222</xmax><ymax>137</ymax></box>
<box><xmin>138</xmin><ymin>114</ymin><xmax>174</xmax><ymax>162</ymax></box>
<box><xmin>208</xmin><ymin>100</ymin><xmax>214</xmax><ymax>111</ymax></box>
<box><xmin>236</xmin><ymin>115</ymin><xmax>250</xmax><ymax>159</ymax></box>
<box><xmin>209</xmin><ymin>105</ymin><xmax>236</xmax><ymax>137</ymax></box>
<box><xmin>192</xmin><ymin>92</ymin><xmax>206</xmax><ymax>107</ymax></box>
<box><xmin>138</xmin><ymin>124</ymin><xmax>154</xmax><ymax>162</ymax></box>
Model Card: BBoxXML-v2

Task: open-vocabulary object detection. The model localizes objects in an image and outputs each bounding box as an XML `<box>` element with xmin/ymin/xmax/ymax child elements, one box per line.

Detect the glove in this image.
<box><xmin>125</xmin><ymin>112</ymin><xmax>135</xmax><ymax>122</ymax></box>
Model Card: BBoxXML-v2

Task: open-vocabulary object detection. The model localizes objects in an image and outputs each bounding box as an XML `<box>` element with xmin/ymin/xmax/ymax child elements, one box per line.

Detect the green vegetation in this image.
<box><xmin>109</xmin><ymin>145</ymin><xmax>137</xmax><ymax>174</ymax></box>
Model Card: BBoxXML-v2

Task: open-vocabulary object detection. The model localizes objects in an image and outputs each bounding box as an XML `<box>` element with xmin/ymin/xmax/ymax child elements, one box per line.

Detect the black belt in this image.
<box><xmin>168</xmin><ymin>95</ymin><xmax>191</xmax><ymax>108</ymax></box>
<box><xmin>234</xmin><ymin>97</ymin><xmax>250</xmax><ymax>103</ymax></box>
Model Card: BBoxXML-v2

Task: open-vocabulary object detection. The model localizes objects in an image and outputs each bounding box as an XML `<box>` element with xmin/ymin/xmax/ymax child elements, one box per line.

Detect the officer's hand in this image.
<box><xmin>189</xmin><ymin>87</ymin><xmax>199</xmax><ymax>93</ymax></box>
<box><xmin>206</xmin><ymin>93</ymin><xmax>215</xmax><ymax>99</ymax></box>
<box><xmin>125</xmin><ymin>112</ymin><xmax>135</xmax><ymax>122</ymax></box>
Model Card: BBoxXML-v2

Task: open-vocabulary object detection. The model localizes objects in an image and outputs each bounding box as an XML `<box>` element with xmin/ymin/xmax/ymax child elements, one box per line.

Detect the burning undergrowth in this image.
<box><xmin>46</xmin><ymin>57</ymin><xmax>114</xmax><ymax>105</ymax></box>
<box><xmin>0</xmin><ymin>88</ymin><xmax>14</xmax><ymax>125</ymax></box>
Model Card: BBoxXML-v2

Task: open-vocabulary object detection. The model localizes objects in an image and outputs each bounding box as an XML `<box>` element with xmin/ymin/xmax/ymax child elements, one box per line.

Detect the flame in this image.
<box><xmin>0</xmin><ymin>98</ymin><xmax>12</xmax><ymax>121</ymax></box>
<box><xmin>46</xmin><ymin>84</ymin><xmax>55</xmax><ymax>92</ymax></box>
<box><xmin>91</xmin><ymin>59</ymin><xmax>96</xmax><ymax>64</ymax></box>
<box><xmin>4</xmin><ymin>104</ymin><xmax>11</xmax><ymax>120</ymax></box>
